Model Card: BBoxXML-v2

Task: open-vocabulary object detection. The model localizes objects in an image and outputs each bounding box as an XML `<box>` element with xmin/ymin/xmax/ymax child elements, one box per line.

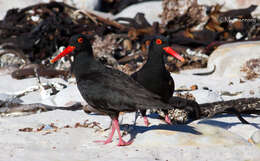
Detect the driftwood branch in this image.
<box><xmin>199</xmin><ymin>97</ymin><xmax>260</xmax><ymax>117</ymax></box>
<box><xmin>75</xmin><ymin>10</ymin><xmax>126</xmax><ymax>31</ymax></box>
<box><xmin>1</xmin><ymin>95</ymin><xmax>259</xmax><ymax>125</ymax></box>
<box><xmin>0</xmin><ymin>102</ymin><xmax>82</xmax><ymax>116</ymax></box>
<box><xmin>165</xmin><ymin>97</ymin><xmax>260</xmax><ymax>124</ymax></box>
<box><xmin>11</xmin><ymin>67</ymin><xmax>69</xmax><ymax>79</ymax></box>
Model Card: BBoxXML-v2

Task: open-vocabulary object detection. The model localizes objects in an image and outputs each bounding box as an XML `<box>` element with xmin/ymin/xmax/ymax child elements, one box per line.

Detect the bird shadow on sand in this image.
<box><xmin>197</xmin><ymin>114</ymin><xmax>260</xmax><ymax>129</ymax></box>
<box><xmin>120</xmin><ymin>123</ymin><xmax>202</xmax><ymax>143</ymax></box>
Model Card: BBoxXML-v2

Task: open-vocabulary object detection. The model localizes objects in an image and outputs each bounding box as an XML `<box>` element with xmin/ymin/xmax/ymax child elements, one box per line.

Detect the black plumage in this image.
<box><xmin>131</xmin><ymin>36</ymin><xmax>184</xmax><ymax>125</ymax></box>
<box><xmin>51</xmin><ymin>34</ymin><xmax>176</xmax><ymax>146</ymax></box>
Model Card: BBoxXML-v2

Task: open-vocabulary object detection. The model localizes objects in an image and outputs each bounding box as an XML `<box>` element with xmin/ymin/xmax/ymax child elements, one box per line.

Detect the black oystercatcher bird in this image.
<box><xmin>131</xmin><ymin>36</ymin><xmax>184</xmax><ymax>126</ymax></box>
<box><xmin>50</xmin><ymin>34</ymin><xmax>175</xmax><ymax>146</ymax></box>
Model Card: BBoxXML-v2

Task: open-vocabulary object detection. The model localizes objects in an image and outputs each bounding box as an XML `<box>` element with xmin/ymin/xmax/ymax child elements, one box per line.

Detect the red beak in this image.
<box><xmin>50</xmin><ymin>46</ymin><xmax>76</xmax><ymax>63</ymax></box>
<box><xmin>163</xmin><ymin>47</ymin><xmax>185</xmax><ymax>62</ymax></box>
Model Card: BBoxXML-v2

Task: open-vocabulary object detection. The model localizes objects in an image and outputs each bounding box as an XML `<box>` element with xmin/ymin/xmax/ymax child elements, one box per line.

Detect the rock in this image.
<box><xmin>0</xmin><ymin>75</ymin><xmax>68</xmax><ymax>105</ymax></box>
<box><xmin>0</xmin><ymin>75</ymin><xmax>39</xmax><ymax>95</ymax></box>
<box><xmin>207</xmin><ymin>41</ymin><xmax>260</xmax><ymax>78</ymax></box>
<box><xmin>136</xmin><ymin>124</ymin><xmax>248</xmax><ymax>147</ymax></box>
<box><xmin>0</xmin><ymin>93</ymin><xmax>22</xmax><ymax>104</ymax></box>
<box><xmin>189</xmin><ymin>89</ymin><xmax>223</xmax><ymax>104</ymax></box>
<box><xmin>198</xmin><ymin>0</ymin><xmax>260</xmax><ymax>18</ymax></box>
<box><xmin>115</xmin><ymin>1</ymin><xmax>162</xmax><ymax>25</ymax></box>
<box><xmin>228</xmin><ymin>124</ymin><xmax>259</xmax><ymax>140</ymax></box>
<box><xmin>0</xmin><ymin>52</ymin><xmax>25</xmax><ymax>68</ymax></box>
<box><xmin>52</xmin><ymin>83</ymin><xmax>86</xmax><ymax>106</ymax></box>
<box><xmin>19</xmin><ymin>91</ymin><xmax>42</xmax><ymax>104</ymax></box>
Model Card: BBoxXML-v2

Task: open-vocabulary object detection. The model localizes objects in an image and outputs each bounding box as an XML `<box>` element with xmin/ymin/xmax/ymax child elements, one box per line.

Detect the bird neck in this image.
<box><xmin>72</xmin><ymin>50</ymin><xmax>103</xmax><ymax>78</ymax></box>
<box><xmin>145</xmin><ymin>46</ymin><xmax>166</xmax><ymax>69</ymax></box>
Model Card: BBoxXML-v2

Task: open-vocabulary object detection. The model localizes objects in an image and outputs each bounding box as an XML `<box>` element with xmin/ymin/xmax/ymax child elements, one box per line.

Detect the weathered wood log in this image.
<box><xmin>219</xmin><ymin>5</ymin><xmax>257</xmax><ymax>19</ymax></box>
<box><xmin>11</xmin><ymin>67</ymin><xmax>69</xmax><ymax>79</ymax></box>
<box><xmin>1</xmin><ymin>96</ymin><xmax>259</xmax><ymax>126</ymax></box>
<box><xmin>0</xmin><ymin>102</ymin><xmax>82</xmax><ymax>115</ymax></box>
<box><xmin>200</xmin><ymin>97</ymin><xmax>260</xmax><ymax>117</ymax></box>
<box><xmin>160</xmin><ymin>97</ymin><xmax>260</xmax><ymax>124</ymax></box>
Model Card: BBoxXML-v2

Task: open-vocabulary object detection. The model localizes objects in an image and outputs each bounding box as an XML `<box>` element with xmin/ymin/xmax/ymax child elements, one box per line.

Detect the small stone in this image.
<box><xmin>202</xmin><ymin>87</ymin><xmax>208</xmax><ymax>91</ymax></box>
<box><xmin>123</xmin><ymin>39</ymin><xmax>132</xmax><ymax>51</ymax></box>
<box><xmin>19</xmin><ymin>127</ymin><xmax>33</xmax><ymax>132</ymax></box>
<box><xmin>249</xmin><ymin>90</ymin><xmax>255</xmax><ymax>95</ymax></box>
<box><xmin>239</xmin><ymin>79</ymin><xmax>245</xmax><ymax>83</ymax></box>
<box><xmin>235</xmin><ymin>32</ymin><xmax>243</xmax><ymax>40</ymax></box>
<box><xmin>31</xmin><ymin>15</ymin><xmax>40</xmax><ymax>22</ymax></box>
<box><xmin>207</xmin><ymin>41</ymin><xmax>260</xmax><ymax>78</ymax></box>
<box><xmin>229</xmin><ymin>82</ymin><xmax>234</xmax><ymax>85</ymax></box>
<box><xmin>167</xmin><ymin>56</ymin><xmax>174</xmax><ymax>62</ymax></box>
<box><xmin>190</xmin><ymin>85</ymin><xmax>198</xmax><ymax>91</ymax></box>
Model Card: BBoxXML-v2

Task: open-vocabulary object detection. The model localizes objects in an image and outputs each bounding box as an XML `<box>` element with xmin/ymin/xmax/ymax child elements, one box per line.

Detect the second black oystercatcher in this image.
<box><xmin>131</xmin><ymin>36</ymin><xmax>184</xmax><ymax>126</ymax></box>
<box><xmin>50</xmin><ymin>34</ymin><xmax>176</xmax><ymax>146</ymax></box>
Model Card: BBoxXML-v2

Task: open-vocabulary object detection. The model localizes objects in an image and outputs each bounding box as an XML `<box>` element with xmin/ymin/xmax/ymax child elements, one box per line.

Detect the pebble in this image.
<box><xmin>190</xmin><ymin>84</ymin><xmax>198</xmax><ymax>91</ymax></box>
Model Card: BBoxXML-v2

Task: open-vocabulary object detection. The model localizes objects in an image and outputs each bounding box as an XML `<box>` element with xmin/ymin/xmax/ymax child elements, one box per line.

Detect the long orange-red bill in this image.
<box><xmin>163</xmin><ymin>47</ymin><xmax>185</xmax><ymax>62</ymax></box>
<box><xmin>50</xmin><ymin>46</ymin><xmax>76</xmax><ymax>63</ymax></box>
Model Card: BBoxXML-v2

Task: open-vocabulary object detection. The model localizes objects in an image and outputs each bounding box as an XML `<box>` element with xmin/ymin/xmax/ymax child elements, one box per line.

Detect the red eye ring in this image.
<box><xmin>156</xmin><ymin>39</ymin><xmax>162</xmax><ymax>45</ymax></box>
<box><xmin>78</xmin><ymin>37</ymin><xmax>84</xmax><ymax>43</ymax></box>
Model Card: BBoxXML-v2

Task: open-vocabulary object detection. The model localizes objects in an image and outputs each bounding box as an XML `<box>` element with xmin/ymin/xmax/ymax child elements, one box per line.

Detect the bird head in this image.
<box><xmin>146</xmin><ymin>35</ymin><xmax>185</xmax><ymax>62</ymax></box>
<box><xmin>50</xmin><ymin>34</ymin><xmax>92</xmax><ymax>63</ymax></box>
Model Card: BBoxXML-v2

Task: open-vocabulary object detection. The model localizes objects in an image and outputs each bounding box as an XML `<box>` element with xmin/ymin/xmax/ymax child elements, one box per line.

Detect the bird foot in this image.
<box><xmin>117</xmin><ymin>139</ymin><xmax>133</xmax><ymax>146</ymax></box>
<box><xmin>165</xmin><ymin>115</ymin><xmax>172</xmax><ymax>125</ymax></box>
<box><xmin>143</xmin><ymin>116</ymin><xmax>150</xmax><ymax>127</ymax></box>
<box><xmin>94</xmin><ymin>139</ymin><xmax>112</xmax><ymax>145</ymax></box>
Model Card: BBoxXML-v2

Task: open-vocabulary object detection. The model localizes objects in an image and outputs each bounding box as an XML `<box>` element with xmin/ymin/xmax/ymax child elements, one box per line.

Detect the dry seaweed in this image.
<box><xmin>241</xmin><ymin>58</ymin><xmax>260</xmax><ymax>80</ymax></box>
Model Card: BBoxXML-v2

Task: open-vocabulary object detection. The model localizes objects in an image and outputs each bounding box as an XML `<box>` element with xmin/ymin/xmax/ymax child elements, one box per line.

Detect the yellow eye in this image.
<box><xmin>156</xmin><ymin>39</ymin><xmax>162</xmax><ymax>45</ymax></box>
<box><xmin>77</xmin><ymin>38</ymin><xmax>84</xmax><ymax>43</ymax></box>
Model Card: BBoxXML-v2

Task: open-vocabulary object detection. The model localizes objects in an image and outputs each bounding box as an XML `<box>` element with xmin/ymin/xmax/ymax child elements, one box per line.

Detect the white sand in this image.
<box><xmin>0</xmin><ymin>70</ymin><xmax>260</xmax><ymax>161</ymax></box>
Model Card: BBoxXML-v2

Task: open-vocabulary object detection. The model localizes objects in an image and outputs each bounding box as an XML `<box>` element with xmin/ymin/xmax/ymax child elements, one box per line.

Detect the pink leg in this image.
<box><xmin>143</xmin><ymin>116</ymin><xmax>150</xmax><ymax>126</ymax></box>
<box><xmin>94</xmin><ymin>120</ymin><xmax>115</xmax><ymax>144</ymax></box>
<box><xmin>165</xmin><ymin>115</ymin><xmax>172</xmax><ymax>125</ymax></box>
<box><xmin>113</xmin><ymin>119</ymin><xmax>133</xmax><ymax>146</ymax></box>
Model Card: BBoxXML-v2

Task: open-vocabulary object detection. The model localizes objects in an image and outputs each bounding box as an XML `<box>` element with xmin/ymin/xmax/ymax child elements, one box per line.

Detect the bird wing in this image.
<box><xmin>77</xmin><ymin>67</ymin><xmax>171</xmax><ymax>112</ymax></box>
